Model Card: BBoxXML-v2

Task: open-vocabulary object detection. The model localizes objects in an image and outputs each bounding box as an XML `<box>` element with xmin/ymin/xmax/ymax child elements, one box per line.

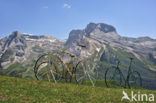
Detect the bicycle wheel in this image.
<box><xmin>74</xmin><ymin>61</ymin><xmax>86</xmax><ymax>85</ymax></box>
<box><xmin>105</xmin><ymin>67</ymin><xmax>125</xmax><ymax>88</ymax></box>
<box><xmin>34</xmin><ymin>54</ymin><xmax>65</xmax><ymax>82</ymax></box>
<box><xmin>127</xmin><ymin>71</ymin><xmax>142</xmax><ymax>88</ymax></box>
<box><xmin>82</xmin><ymin>61</ymin><xmax>99</xmax><ymax>86</ymax></box>
<box><xmin>63</xmin><ymin>63</ymin><xmax>75</xmax><ymax>83</ymax></box>
<box><xmin>57</xmin><ymin>50</ymin><xmax>86</xmax><ymax>84</ymax></box>
<box><xmin>35</xmin><ymin>61</ymin><xmax>50</xmax><ymax>81</ymax></box>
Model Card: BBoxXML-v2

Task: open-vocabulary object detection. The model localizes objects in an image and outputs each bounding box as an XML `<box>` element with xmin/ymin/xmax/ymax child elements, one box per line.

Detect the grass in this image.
<box><xmin>0</xmin><ymin>75</ymin><xmax>155</xmax><ymax>103</ymax></box>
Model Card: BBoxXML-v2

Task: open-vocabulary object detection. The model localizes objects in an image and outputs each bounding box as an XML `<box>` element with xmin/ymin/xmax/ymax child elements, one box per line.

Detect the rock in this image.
<box><xmin>16</xmin><ymin>52</ymin><xmax>24</xmax><ymax>57</ymax></box>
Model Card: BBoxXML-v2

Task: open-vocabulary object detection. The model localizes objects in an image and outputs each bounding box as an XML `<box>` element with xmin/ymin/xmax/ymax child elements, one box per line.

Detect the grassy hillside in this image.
<box><xmin>0</xmin><ymin>75</ymin><xmax>155</xmax><ymax>103</ymax></box>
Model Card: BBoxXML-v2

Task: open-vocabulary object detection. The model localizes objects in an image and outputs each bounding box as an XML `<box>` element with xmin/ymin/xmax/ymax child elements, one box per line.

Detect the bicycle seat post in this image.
<box><xmin>129</xmin><ymin>57</ymin><xmax>134</xmax><ymax>66</ymax></box>
<box><xmin>128</xmin><ymin>57</ymin><xmax>134</xmax><ymax>74</ymax></box>
<box><xmin>129</xmin><ymin>57</ymin><xmax>134</xmax><ymax>61</ymax></box>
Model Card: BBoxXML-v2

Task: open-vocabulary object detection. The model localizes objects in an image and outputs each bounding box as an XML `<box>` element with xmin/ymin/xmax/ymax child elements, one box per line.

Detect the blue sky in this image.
<box><xmin>0</xmin><ymin>0</ymin><xmax>156</xmax><ymax>39</ymax></box>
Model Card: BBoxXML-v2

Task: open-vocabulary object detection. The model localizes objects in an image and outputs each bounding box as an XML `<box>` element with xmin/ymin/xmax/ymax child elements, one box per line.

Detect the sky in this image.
<box><xmin>0</xmin><ymin>0</ymin><xmax>156</xmax><ymax>39</ymax></box>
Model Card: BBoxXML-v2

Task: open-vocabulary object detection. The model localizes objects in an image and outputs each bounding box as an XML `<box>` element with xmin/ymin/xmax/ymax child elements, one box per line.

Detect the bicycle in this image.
<box><xmin>34</xmin><ymin>50</ymin><xmax>98</xmax><ymax>86</ymax></box>
<box><xmin>105</xmin><ymin>57</ymin><xmax>142</xmax><ymax>88</ymax></box>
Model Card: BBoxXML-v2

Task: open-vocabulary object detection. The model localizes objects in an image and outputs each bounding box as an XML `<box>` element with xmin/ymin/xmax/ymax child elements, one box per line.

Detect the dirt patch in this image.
<box><xmin>0</xmin><ymin>94</ymin><xmax>6</xmax><ymax>100</ymax></box>
<box><xmin>23</xmin><ymin>98</ymin><xmax>31</xmax><ymax>101</ymax></box>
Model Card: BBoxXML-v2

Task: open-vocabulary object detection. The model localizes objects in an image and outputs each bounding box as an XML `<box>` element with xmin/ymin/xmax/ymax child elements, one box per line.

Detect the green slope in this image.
<box><xmin>0</xmin><ymin>45</ymin><xmax>156</xmax><ymax>89</ymax></box>
<box><xmin>0</xmin><ymin>75</ymin><xmax>155</xmax><ymax>103</ymax></box>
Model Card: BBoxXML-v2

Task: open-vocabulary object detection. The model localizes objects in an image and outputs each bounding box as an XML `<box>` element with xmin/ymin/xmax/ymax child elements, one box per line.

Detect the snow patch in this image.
<box><xmin>96</xmin><ymin>48</ymin><xmax>100</xmax><ymax>52</ymax></box>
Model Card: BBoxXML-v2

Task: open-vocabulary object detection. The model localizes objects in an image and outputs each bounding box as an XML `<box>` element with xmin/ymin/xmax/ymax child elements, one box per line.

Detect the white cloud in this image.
<box><xmin>63</xmin><ymin>3</ymin><xmax>71</xmax><ymax>9</ymax></box>
<box><xmin>43</xmin><ymin>6</ymin><xmax>48</xmax><ymax>9</ymax></box>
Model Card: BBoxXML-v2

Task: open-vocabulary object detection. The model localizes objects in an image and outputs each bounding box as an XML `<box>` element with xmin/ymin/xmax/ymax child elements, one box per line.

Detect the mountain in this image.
<box><xmin>0</xmin><ymin>31</ymin><xmax>64</xmax><ymax>69</ymax></box>
<box><xmin>66</xmin><ymin>23</ymin><xmax>156</xmax><ymax>69</ymax></box>
<box><xmin>0</xmin><ymin>23</ymin><xmax>156</xmax><ymax>89</ymax></box>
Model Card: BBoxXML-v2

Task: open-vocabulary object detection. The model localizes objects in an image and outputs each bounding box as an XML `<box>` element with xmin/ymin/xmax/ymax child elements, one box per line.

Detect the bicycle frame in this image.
<box><xmin>125</xmin><ymin>58</ymin><xmax>135</xmax><ymax>88</ymax></box>
<box><xmin>113</xmin><ymin>58</ymin><xmax>138</xmax><ymax>88</ymax></box>
<box><xmin>105</xmin><ymin>58</ymin><xmax>136</xmax><ymax>88</ymax></box>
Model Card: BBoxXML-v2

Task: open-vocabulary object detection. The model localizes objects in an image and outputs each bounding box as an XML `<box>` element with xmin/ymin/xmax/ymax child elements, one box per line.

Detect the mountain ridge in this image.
<box><xmin>0</xmin><ymin>22</ymin><xmax>156</xmax><ymax>70</ymax></box>
<box><xmin>0</xmin><ymin>22</ymin><xmax>156</xmax><ymax>89</ymax></box>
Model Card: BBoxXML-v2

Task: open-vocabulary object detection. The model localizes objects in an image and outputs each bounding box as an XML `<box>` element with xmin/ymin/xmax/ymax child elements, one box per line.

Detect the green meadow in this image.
<box><xmin>0</xmin><ymin>75</ymin><xmax>155</xmax><ymax>103</ymax></box>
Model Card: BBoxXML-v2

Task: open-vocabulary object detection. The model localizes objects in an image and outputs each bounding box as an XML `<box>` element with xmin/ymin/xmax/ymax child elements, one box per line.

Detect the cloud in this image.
<box><xmin>63</xmin><ymin>3</ymin><xmax>71</xmax><ymax>9</ymax></box>
<box><xmin>43</xmin><ymin>6</ymin><xmax>48</xmax><ymax>9</ymax></box>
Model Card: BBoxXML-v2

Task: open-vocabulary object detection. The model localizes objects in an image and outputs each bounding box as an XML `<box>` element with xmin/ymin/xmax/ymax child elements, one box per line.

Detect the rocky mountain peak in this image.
<box><xmin>2</xmin><ymin>31</ymin><xmax>26</xmax><ymax>50</ymax></box>
<box><xmin>85</xmin><ymin>22</ymin><xmax>117</xmax><ymax>35</ymax></box>
<box><xmin>97</xmin><ymin>23</ymin><xmax>116</xmax><ymax>33</ymax></box>
<box><xmin>65</xmin><ymin>22</ymin><xmax>120</xmax><ymax>48</ymax></box>
<box><xmin>6</xmin><ymin>31</ymin><xmax>23</xmax><ymax>42</ymax></box>
<box><xmin>0</xmin><ymin>31</ymin><xmax>65</xmax><ymax>69</ymax></box>
<box><xmin>84</xmin><ymin>23</ymin><xmax>97</xmax><ymax>35</ymax></box>
<box><xmin>65</xmin><ymin>30</ymin><xmax>84</xmax><ymax>46</ymax></box>
<box><xmin>11</xmin><ymin>31</ymin><xmax>21</xmax><ymax>37</ymax></box>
